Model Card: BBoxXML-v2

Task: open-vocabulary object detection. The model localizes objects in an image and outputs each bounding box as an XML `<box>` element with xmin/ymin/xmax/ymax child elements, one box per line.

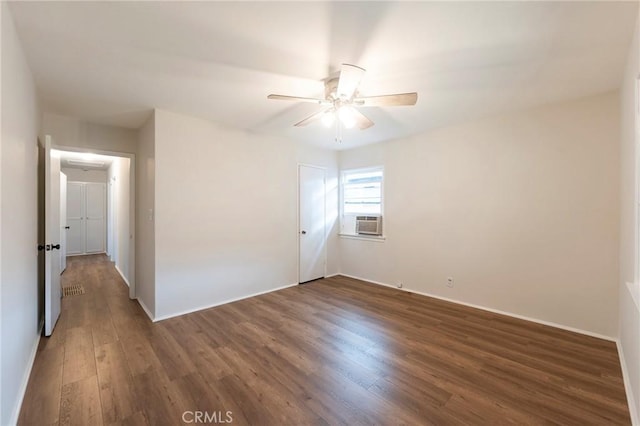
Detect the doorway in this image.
<box><xmin>52</xmin><ymin>146</ymin><xmax>136</xmax><ymax>299</ymax></box>
<box><xmin>298</xmin><ymin>164</ymin><xmax>326</xmax><ymax>283</ymax></box>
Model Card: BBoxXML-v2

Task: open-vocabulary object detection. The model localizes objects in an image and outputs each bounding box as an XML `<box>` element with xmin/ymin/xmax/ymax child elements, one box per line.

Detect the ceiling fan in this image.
<box><xmin>267</xmin><ymin>64</ymin><xmax>417</xmax><ymax>142</ymax></box>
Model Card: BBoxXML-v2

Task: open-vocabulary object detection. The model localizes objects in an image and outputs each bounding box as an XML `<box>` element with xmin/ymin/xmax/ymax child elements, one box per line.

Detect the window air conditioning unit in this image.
<box><xmin>356</xmin><ymin>215</ymin><xmax>382</xmax><ymax>236</ymax></box>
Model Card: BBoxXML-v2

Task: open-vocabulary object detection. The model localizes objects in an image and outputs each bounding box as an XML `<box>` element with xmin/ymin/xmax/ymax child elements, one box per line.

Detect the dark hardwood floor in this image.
<box><xmin>19</xmin><ymin>254</ymin><xmax>630</xmax><ymax>425</ymax></box>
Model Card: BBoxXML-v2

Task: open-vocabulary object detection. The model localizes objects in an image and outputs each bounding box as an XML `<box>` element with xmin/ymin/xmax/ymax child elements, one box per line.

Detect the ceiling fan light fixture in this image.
<box><xmin>338</xmin><ymin>106</ymin><xmax>356</xmax><ymax>129</ymax></box>
<box><xmin>67</xmin><ymin>159</ymin><xmax>105</xmax><ymax>168</ymax></box>
<box><xmin>268</xmin><ymin>63</ymin><xmax>417</xmax><ymax>139</ymax></box>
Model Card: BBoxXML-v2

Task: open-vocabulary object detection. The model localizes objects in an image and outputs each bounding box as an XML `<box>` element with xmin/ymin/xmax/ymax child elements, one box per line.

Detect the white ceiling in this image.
<box><xmin>8</xmin><ymin>1</ymin><xmax>638</xmax><ymax>150</ymax></box>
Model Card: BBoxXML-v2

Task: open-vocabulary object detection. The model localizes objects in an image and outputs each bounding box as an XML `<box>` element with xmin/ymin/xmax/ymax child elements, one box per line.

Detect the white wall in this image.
<box><xmin>151</xmin><ymin>109</ymin><xmax>337</xmax><ymax>319</ymax></box>
<box><xmin>61</xmin><ymin>167</ymin><xmax>107</xmax><ymax>183</ymax></box>
<box><xmin>339</xmin><ymin>92</ymin><xmax>620</xmax><ymax>338</ymax></box>
<box><xmin>42</xmin><ymin>113</ymin><xmax>138</xmax><ymax>154</ymax></box>
<box><xmin>0</xmin><ymin>3</ymin><xmax>41</xmax><ymax>424</ymax></box>
<box><xmin>136</xmin><ymin>113</ymin><xmax>156</xmax><ymax>317</ymax></box>
<box><xmin>107</xmin><ymin>158</ymin><xmax>132</xmax><ymax>285</ymax></box>
<box><xmin>618</xmin><ymin>10</ymin><xmax>640</xmax><ymax>424</ymax></box>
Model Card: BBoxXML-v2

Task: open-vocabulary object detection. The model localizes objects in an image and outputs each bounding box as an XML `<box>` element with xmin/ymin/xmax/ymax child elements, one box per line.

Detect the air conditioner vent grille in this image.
<box><xmin>356</xmin><ymin>215</ymin><xmax>382</xmax><ymax>236</ymax></box>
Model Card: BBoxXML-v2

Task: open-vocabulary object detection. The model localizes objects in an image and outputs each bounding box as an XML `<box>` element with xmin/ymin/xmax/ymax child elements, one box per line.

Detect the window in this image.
<box><xmin>341</xmin><ymin>167</ymin><xmax>383</xmax><ymax>236</ymax></box>
<box><xmin>343</xmin><ymin>168</ymin><xmax>383</xmax><ymax>214</ymax></box>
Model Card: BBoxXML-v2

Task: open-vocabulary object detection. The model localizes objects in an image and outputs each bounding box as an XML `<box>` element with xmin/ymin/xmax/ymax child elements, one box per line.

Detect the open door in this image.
<box><xmin>44</xmin><ymin>135</ymin><xmax>62</xmax><ymax>336</ymax></box>
<box><xmin>60</xmin><ymin>171</ymin><xmax>68</xmax><ymax>273</ymax></box>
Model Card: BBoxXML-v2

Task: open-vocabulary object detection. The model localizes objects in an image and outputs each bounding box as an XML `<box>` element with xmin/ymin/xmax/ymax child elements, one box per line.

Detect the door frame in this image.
<box><xmin>297</xmin><ymin>163</ymin><xmax>327</xmax><ymax>284</ymax></box>
<box><xmin>60</xmin><ymin>171</ymin><xmax>68</xmax><ymax>273</ymax></box>
<box><xmin>52</xmin><ymin>144</ymin><xmax>136</xmax><ymax>300</ymax></box>
<box><xmin>107</xmin><ymin>176</ymin><xmax>114</xmax><ymax>260</ymax></box>
<box><xmin>66</xmin><ymin>181</ymin><xmax>107</xmax><ymax>255</ymax></box>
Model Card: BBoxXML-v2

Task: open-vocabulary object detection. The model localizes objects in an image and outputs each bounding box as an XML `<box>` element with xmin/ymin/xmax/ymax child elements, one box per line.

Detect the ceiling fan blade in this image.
<box><xmin>268</xmin><ymin>94</ymin><xmax>329</xmax><ymax>105</ymax></box>
<box><xmin>354</xmin><ymin>92</ymin><xmax>418</xmax><ymax>107</ymax></box>
<box><xmin>294</xmin><ymin>108</ymin><xmax>331</xmax><ymax>127</ymax></box>
<box><xmin>337</xmin><ymin>64</ymin><xmax>365</xmax><ymax>100</ymax></box>
<box><xmin>352</xmin><ymin>108</ymin><xmax>375</xmax><ymax>130</ymax></box>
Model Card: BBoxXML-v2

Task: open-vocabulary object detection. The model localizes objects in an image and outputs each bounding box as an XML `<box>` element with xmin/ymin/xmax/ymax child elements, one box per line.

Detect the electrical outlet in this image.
<box><xmin>447</xmin><ymin>277</ymin><xmax>454</xmax><ymax>288</ymax></box>
<box><xmin>397</xmin><ymin>282</ymin><xmax>403</xmax><ymax>289</ymax></box>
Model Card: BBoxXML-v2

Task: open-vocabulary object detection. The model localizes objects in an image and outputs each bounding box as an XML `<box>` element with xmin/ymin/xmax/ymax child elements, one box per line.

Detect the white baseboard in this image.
<box><xmin>617</xmin><ymin>340</ymin><xmax>640</xmax><ymax>425</ymax></box>
<box><xmin>10</xmin><ymin>325</ymin><xmax>42</xmax><ymax>425</ymax></box>
<box><xmin>66</xmin><ymin>251</ymin><xmax>107</xmax><ymax>257</ymax></box>
<box><xmin>153</xmin><ymin>282</ymin><xmax>299</xmax><ymax>322</ymax></box>
<box><xmin>115</xmin><ymin>264</ymin><xmax>130</xmax><ymax>287</ymax></box>
<box><xmin>337</xmin><ymin>273</ymin><xmax>616</xmax><ymax>342</ymax></box>
<box><xmin>137</xmin><ymin>297</ymin><xmax>155</xmax><ymax>322</ymax></box>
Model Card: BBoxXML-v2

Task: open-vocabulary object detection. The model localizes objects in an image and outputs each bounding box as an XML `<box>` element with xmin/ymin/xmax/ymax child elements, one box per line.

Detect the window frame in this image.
<box><xmin>340</xmin><ymin>166</ymin><xmax>384</xmax><ymax>237</ymax></box>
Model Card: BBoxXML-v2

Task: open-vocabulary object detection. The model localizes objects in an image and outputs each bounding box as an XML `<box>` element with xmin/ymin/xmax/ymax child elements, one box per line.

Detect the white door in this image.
<box><xmin>298</xmin><ymin>165</ymin><xmax>326</xmax><ymax>283</ymax></box>
<box><xmin>66</xmin><ymin>182</ymin><xmax>106</xmax><ymax>255</ymax></box>
<box><xmin>44</xmin><ymin>135</ymin><xmax>62</xmax><ymax>336</ymax></box>
<box><xmin>60</xmin><ymin>172</ymin><xmax>67</xmax><ymax>272</ymax></box>
<box><xmin>66</xmin><ymin>182</ymin><xmax>84</xmax><ymax>255</ymax></box>
<box><xmin>85</xmin><ymin>183</ymin><xmax>105</xmax><ymax>253</ymax></box>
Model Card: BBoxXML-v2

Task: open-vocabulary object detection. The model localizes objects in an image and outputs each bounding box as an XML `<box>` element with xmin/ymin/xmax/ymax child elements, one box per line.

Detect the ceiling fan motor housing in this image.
<box><xmin>325</xmin><ymin>78</ymin><xmax>341</xmax><ymax>100</ymax></box>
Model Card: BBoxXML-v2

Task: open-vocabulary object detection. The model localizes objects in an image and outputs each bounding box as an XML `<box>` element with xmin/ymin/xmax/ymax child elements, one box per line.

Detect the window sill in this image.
<box><xmin>339</xmin><ymin>233</ymin><xmax>386</xmax><ymax>242</ymax></box>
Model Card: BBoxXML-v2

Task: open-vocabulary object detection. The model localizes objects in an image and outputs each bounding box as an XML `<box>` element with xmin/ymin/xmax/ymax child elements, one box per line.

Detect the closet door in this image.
<box><xmin>85</xmin><ymin>183</ymin><xmax>105</xmax><ymax>253</ymax></box>
<box><xmin>66</xmin><ymin>182</ymin><xmax>85</xmax><ymax>255</ymax></box>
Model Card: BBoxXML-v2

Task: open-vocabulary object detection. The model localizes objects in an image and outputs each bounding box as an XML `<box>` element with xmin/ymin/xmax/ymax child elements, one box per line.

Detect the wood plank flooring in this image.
<box><xmin>19</xmin><ymin>254</ymin><xmax>631</xmax><ymax>425</ymax></box>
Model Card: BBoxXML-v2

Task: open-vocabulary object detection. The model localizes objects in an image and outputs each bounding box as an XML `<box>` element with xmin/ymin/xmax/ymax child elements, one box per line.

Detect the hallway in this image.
<box><xmin>19</xmin><ymin>255</ymin><xmax>149</xmax><ymax>424</ymax></box>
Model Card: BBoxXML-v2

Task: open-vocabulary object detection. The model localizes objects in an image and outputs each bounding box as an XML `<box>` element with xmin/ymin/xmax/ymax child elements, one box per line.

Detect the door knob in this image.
<box><xmin>37</xmin><ymin>245</ymin><xmax>46</xmax><ymax>251</ymax></box>
<box><xmin>301</xmin><ymin>230</ymin><xmax>307</xmax><ymax>235</ymax></box>
<box><xmin>51</xmin><ymin>244</ymin><xmax>61</xmax><ymax>250</ymax></box>
<box><xmin>64</xmin><ymin>226</ymin><xmax>70</xmax><ymax>229</ymax></box>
